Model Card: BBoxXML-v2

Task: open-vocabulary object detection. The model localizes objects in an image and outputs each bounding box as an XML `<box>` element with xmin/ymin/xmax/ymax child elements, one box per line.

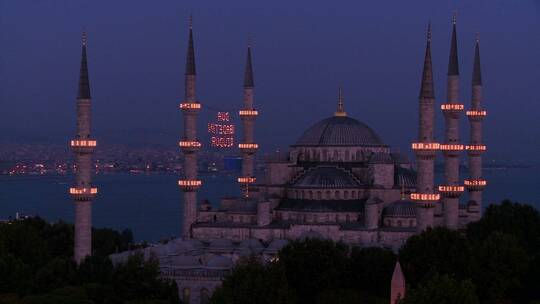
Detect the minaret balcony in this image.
<box><xmin>239</xmin><ymin>110</ymin><xmax>259</xmax><ymax>117</ymax></box>
<box><xmin>438</xmin><ymin>185</ymin><xmax>464</xmax><ymax>198</ymax></box>
<box><xmin>441</xmin><ymin>104</ymin><xmax>464</xmax><ymax>111</ymax></box>
<box><xmin>239</xmin><ymin>143</ymin><xmax>258</xmax><ymax>154</ymax></box>
<box><xmin>238</xmin><ymin>177</ymin><xmax>256</xmax><ymax>184</ymax></box>
<box><xmin>440</xmin><ymin>144</ymin><xmax>463</xmax><ymax>157</ymax></box>
<box><xmin>178</xmin><ymin>180</ymin><xmax>202</xmax><ymax>191</ymax></box>
<box><xmin>410</xmin><ymin>193</ymin><xmax>439</xmax><ymax>207</ymax></box>
<box><xmin>179</xmin><ymin>141</ymin><xmax>202</xmax><ymax>152</ymax></box>
<box><xmin>412</xmin><ymin>142</ymin><xmax>439</xmax><ymax>158</ymax></box>
<box><xmin>464</xmin><ymin>179</ymin><xmax>487</xmax><ymax>191</ymax></box>
<box><xmin>467</xmin><ymin>110</ymin><xmax>486</xmax><ymax>122</ymax></box>
<box><xmin>70</xmin><ymin>140</ymin><xmax>97</xmax><ymax>153</ymax></box>
<box><xmin>466</xmin><ymin>110</ymin><xmax>487</xmax><ymax>116</ymax></box>
<box><xmin>179</xmin><ymin>102</ymin><xmax>201</xmax><ymax>113</ymax></box>
<box><xmin>466</xmin><ymin>145</ymin><xmax>486</xmax><ymax>155</ymax></box>
<box><xmin>69</xmin><ymin>187</ymin><xmax>98</xmax><ymax>201</ymax></box>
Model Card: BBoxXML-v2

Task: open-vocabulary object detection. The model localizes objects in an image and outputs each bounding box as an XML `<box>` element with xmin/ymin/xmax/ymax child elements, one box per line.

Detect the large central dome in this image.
<box><xmin>294</xmin><ymin>116</ymin><xmax>385</xmax><ymax>147</ymax></box>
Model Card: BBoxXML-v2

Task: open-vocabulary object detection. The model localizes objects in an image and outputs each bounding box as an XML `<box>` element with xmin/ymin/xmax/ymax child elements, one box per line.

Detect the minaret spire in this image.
<box><xmin>77</xmin><ymin>32</ymin><xmax>91</xmax><ymax>100</ymax></box>
<box><xmin>185</xmin><ymin>15</ymin><xmax>196</xmax><ymax>76</ymax></box>
<box><xmin>420</xmin><ymin>22</ymin><xmax>435</xmax><ymax>99</ymax></box>
<box><xmin>472</xmin><ymin>33</ymin><xmax>482</xmax><ymax>86</ymax></box>
<box><xmin>244</xmin><ymin>38</ymin><xmax>254</xmax><ymax>88</ymax></box>
<box><xmin>448</xmin><ymin>13</ymin><xmax>460</xmax><ymax>76</ymax></box>
<box><xmin>334</xmin><ymin>86</ymin><xmax>347</xmax><ymax>116</ymax></box>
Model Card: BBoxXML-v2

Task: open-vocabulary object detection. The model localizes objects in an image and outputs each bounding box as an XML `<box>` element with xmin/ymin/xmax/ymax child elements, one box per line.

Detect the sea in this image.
<box><xmin>0</xmin><ymin>167</ymin><xmax>538</xmax><ymax>242</ymax></box>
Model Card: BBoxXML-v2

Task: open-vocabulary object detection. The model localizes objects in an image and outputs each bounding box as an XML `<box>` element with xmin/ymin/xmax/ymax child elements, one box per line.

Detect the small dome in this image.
<box><xmin>207</xmin><ymin>256</ymin><xmax>234</xmax><ymax>269</ymax></box>
<box><xmin>294</xmin><ymin>116</ymin><xmax>385</xmax><ymax>147</ymax></box>
<box><xmin>209</xmin><ymin>239</ymin><xmax>234</xmax><ymax>250</ymax></box>
<box><xmin>383</xmin><ymin>200</ymin><xmax>416</xmax><ymax>218</ymax></box>
<box><xmin>267</xmin><ymin>239</ymin><xmax>289</xmax><ymax>251</ymax></box>
<box><xmin>239</xmin><ymin>239</ymin><xmax>264</xmax><ymax>250</ymax></box>
<box><xmin>293</xmin><ymin>166</ymin><xmax>361</xmax><ymax>188</ymax></box>
<box><xmin>299</xmin><ymin>230</ymin><xmax>324</xmax><ymax>240</ymax></box>
<box><xmin>171</xmin><ymin>255</ymin><xmax>201</xmax><ymax>268</ymax></box>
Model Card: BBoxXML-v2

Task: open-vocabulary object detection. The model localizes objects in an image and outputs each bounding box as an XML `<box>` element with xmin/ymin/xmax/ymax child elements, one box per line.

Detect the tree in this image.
<box><xmin>402</xmin><ymin>275</ymin><xmax>479</xmax><ymax>304</ymax></box>
<box><xmin>399</xmin><ymin>227</ymin><xmax>474</xmax><ymax>286</ymax></box>
<box><xmin>348</xmin><ymin>246</ymin><xmax>396</xmax><ymax>299</ymax></box>
<box><xmin>467</xmin><ymin>200</ymin><xmax>540</xmax><ymax>255</ymax></box>
<box><xmin>210</xmin><ymin>256</ymin><xmax>292</xmax><ymax>304</ymax></box>
<box><xmin>278</xmin><ymin>239</ymin><xmax>349</xmax><ymax>304</ymax></box>
<box><xmin>472</xmin><ymin>232</ymin><xmax>529</xmax><ymax>304</ymax></box>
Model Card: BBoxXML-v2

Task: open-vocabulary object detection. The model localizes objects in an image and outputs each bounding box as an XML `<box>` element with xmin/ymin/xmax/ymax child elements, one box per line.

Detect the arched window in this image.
<box><xmin>351</xmin><ymin>190</ymin><xmax>356</xmax><ymax>198</ymax></box>
<box><xmin>325</xmin><ymin>191</ymin><xmax>331</xmax><ymax>199</ymax></box>
<box><xmin>344</xmin><ymin>191</ymin><xmax>349</xmax><ymax>199</ymax></box>
<box><xmin>397</xmin><ymin>220</ymin><xmax>402</xmax><ymax>227</ymax></box>
<box><xmin>201</xmin><ymin>288</ymin><xmax>209</xmax><ymax>304</ymax></box>
<box><xmin>309</xmin><ymin>191</ymin><xmax>313</xmax><ymax>199</ymax></box>
<box><xmin>335</xmin><ymin>191</ymin><xmax>340</xmax><ymax>199</ymax></box>
<box><xmin>317</xmin><ymin>191</ymin><xmax>322</xmax><ymax>200</ymax></box>
<box><xmin>183</xmin><ymin>288</ymin><xmax>191</xmax><ymax>304</ymax></box>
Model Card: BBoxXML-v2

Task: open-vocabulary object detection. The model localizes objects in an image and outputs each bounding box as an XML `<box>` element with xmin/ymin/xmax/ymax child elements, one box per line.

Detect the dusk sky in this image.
<box><xmin>1</xmin><ymin>0</ymin><xmax>539</xmax><ymax>162</ymax></box>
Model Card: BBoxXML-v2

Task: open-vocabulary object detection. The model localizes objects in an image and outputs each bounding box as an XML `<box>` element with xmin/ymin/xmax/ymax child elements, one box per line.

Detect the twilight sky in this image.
<box><xmin>1</xmin><ymin>0</ymin><xmax>539</xmax><ymax>162</ymax></box>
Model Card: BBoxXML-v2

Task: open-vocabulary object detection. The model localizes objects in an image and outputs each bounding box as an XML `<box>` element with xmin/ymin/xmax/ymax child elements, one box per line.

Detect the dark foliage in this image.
<box><xmin>0</xmin><ymin>218</ymin><xmax>177</xmax><ymax>303</ymax></box>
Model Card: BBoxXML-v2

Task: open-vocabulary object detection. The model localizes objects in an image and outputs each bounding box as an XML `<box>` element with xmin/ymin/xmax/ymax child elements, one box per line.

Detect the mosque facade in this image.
<box><xmin>103</xmin><ymin>15</ymin><xmax>487</xmax><ymax>304</ymax></box>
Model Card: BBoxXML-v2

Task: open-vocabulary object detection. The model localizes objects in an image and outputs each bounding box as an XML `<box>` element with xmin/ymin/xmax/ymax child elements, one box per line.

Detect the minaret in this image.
<box><xmin>70</xmin><ymin>32</ymin><xmax>98</xmax><ymax>264</ymax></box>
<box><xmin>238</xmin><ymin>39</ymin><xmax>259</xmax><ymax>196</ymax></box>
<box><xmin>390</xmin><ymin>261</ymin><xmax>406</xmax><ymax>304</ymax></box>
<box><xmin>178</xmin><ymin>17</ymin><xmax>202</xmax><ymax>238</ymax></box>
<box><xmin>411</xmin><ymin>23</ymin><xmax>440</xmax><ymax>233</ymax></box>
<box><xmin>465</xmin><ymin>34</ymin><xmax>487</xmax><ymax>221</ymax></box>
<box><xmin>439</xmin><ymin>14</ymin><xmax>465</xmax><ymax>229</ymax></box>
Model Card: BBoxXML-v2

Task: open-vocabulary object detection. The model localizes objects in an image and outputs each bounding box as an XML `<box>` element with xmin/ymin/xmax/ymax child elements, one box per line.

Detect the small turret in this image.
<box><xmin>390</xmin><ymin>261</ymin><xmax>406</xmax><ymax>304</ymax></box>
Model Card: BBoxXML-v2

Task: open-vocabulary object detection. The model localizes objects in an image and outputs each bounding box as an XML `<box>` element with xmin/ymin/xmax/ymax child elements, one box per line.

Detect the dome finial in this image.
<box><xmin>334</xmin><ymin>86</ymin><xmax>347</xmax><ymax>117</ymax></box>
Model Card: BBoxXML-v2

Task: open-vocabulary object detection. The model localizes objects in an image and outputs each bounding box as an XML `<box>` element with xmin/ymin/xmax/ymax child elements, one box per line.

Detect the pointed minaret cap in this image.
<box><xmin>185</xmin><ymin>15</ymin><xmax>196</xmax><ymax>76</ymax></box>
<box><xmin>390</xmin><ymin>261</ymin><xmax>406</xmax><ymax>304</ymax></box>
<box><xmin>419</xmin><ymin>22</ymin><xmax>435</xmax><ymax>98</ymax></box>
<box><xmin>448</xmin><ymin>12</ymin><xmax>460</xmax><ymax>76</ymax></box>
<box><xmin>472</xmin><ymin>33</ymin><xmax>482</xmax><ymax>86</ymax></box>
<box><xmin>244</xmin><ymin>36</ymin><xmax>254</xmax><ymax>88</ymax></box>
<box><xmin>77</xmin><ymin>31</ymin><xmax>91</xmax><ymax>99</ymax></box>
<box><xmin>334</xmin><ymin>86</ymin><xmax>347</xmax><ymax>117</ymax></box>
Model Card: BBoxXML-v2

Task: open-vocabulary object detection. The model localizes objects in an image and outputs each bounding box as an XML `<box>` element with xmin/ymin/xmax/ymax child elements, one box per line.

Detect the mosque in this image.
<box><xmin>71</xmin><ymin>15</ymin><xmax>487</xmax><ymax>304</ymax></box>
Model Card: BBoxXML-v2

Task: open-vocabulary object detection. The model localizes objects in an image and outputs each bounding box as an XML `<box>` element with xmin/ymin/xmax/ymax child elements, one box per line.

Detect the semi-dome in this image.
<box><xmin>293</xmin><ymin>166</ymin><xmax>361</xmax><ymax>188</ymax></box>
<box><xmin>383</xmin><ymin>200</ymin><xmax>416</xmax><ymax>218</ymax></box>
<box><xmin>294</xmin><ymin>116</ymin><xmax>385</xmax><ymax>147</ymax></box>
